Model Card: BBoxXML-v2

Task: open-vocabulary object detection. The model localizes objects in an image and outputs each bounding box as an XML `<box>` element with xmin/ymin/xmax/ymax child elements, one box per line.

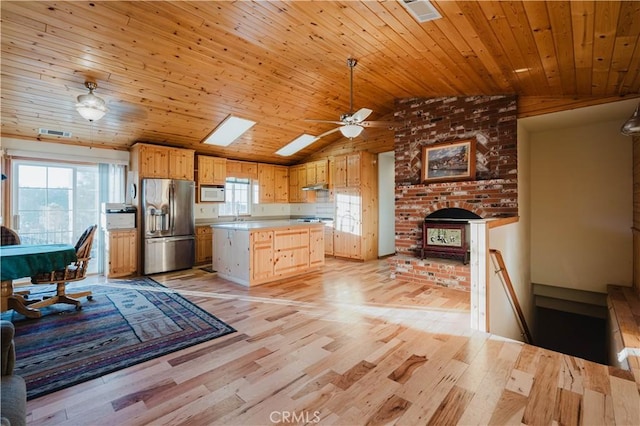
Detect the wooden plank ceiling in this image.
<box><xmin>2</xmin><ymin>1</ymin><xmax>639</xmax><ymax>165</ymax></box>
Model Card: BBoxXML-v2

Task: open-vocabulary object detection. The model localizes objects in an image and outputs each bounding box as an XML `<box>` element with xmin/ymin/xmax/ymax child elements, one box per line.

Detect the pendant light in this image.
<box><xmin>621</xmin><ymin>103</ymin><xmax>640</xmax><ymax>136</ymax></box>
<box><xmin>76</xmin><ymin>81</ymin><xmax>108</xmax><ymax>122</ymax></box>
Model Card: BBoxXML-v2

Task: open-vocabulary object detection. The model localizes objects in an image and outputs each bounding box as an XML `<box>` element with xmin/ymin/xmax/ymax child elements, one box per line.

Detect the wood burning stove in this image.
<box><xmin>421</xmin><ymin>220</ymin><xmax>469</xmax><ymax>263</ymax></box>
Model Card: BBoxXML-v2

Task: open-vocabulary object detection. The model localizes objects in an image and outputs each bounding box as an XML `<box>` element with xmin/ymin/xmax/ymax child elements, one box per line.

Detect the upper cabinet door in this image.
<box><xmin>132</xmin><ymin>143</ymin><xmax>194</xmax><ymax>180</ymax></box>
<box><xmin>168</xmin><ymin>148</ymin><xmax>194</xmax><ymax>180</ymax></box>
<box><xmin>315</xmin><ymin>160</ymin><xmax>328</xmax><ymax>184</ymax></box>
<box><xmin>139</xmin><ymin>145</ymin><xmax>169</xmax><ymax>178</ymax></box>
<box><xmin>274</xmin><ymin>166</ymin><xmax>289</xmax><ymax>203</ymax></box>
<box><xmin>333</xmin><ymin>155</ymin><xmax>348</xmax><ymax>188</ymax></box>
<box><xmin>258</xmin><ymin>163</ymin><xmax>275</xmax><ymax>203</ymax></box>
<box><xmin>198</xmin><ymin>156</ymin><xmax>227</xmax><ymax>186</ymax></box>
<box><xmin>346</xmin><ymin>154</ymin><xmax>361</xmax><ymax>187</ymax></box>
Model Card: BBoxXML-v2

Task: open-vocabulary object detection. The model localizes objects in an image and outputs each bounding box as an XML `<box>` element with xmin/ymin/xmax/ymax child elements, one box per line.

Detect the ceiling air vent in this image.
<box><xmin>38</xmin><ymin>128</ymin><xmax>72</xmax><ymax>138</ymax></box>
<box><xmin>400</xmin><ymin>0</ymin><xmax>442</xmax><ymax>23</ymax></box>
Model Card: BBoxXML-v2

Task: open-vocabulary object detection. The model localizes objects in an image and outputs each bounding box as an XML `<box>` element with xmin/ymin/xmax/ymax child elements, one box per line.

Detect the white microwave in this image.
<box><xmin>200</xmin><ymin>185</ymin><xmax>225</xmax><ymax>202</ymax></box>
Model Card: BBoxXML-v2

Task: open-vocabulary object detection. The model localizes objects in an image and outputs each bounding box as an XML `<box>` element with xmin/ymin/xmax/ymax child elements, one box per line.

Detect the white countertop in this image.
<box><xmin>211</xmin><ymin>220</ymin><xmax>324</xmax><ymax>231</ymax></box>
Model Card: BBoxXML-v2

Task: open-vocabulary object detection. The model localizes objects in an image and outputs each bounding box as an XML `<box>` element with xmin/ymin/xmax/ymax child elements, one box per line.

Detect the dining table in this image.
<box><xmin>1</xmin><ymin>244</ymin><xmax>77</xmax><ymax>318</ymax></box>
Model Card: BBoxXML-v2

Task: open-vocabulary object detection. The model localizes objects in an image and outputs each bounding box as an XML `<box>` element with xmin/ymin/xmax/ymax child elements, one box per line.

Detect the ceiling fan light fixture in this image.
<box><xmin>340</xmin><ymin>124</ymin><xmax>363</xmax><ymax>139</ymax></box>
<box><xmin>76</xmin><ymin>81</ymin><xmax>108</xmax><ymax>121</ymax></box>
<box><xmin>621</xmin><ymin>103</ymin><xmax>640</xmax><ymax>136</ymax></box>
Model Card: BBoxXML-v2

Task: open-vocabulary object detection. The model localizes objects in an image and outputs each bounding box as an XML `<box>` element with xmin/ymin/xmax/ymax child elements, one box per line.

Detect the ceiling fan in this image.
<box><xmin>305</xmin><ymin>58</ymin><xmax>395</xmax><ymax>140</ymax></box>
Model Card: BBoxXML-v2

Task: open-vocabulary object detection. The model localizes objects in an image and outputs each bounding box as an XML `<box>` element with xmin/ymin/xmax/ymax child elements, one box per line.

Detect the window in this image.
<box><xmin>11</xmin><ymin>159</ymin><xmax>126</xmax><ymax>274</ymax></box>
<box><xmin>219</xmin><ymin>177</ymin><xmax>252</xmax><ymax>217</ymax></box>
<box><xmin>12</xmin><ymin>162</ymin><xmax>98</xmax><ymax>245</ymax></box>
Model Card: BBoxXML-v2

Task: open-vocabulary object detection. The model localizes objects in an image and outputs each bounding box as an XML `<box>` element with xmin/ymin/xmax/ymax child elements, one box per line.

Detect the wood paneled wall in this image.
<box><xmin>634</xmin><ymin>136</ymin><xmax>640</xmax><ymax>297</ymax></box>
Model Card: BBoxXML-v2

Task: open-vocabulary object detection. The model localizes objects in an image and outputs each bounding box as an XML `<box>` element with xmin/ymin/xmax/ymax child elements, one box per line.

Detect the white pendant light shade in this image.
<box><xmin>76</xmin><ymin>82</ymin><xmax>108</xmax><ymax>122</ymax></box>
<box><xmin>621</xmin><ymin>103</ymin><xmax>640</xmax><ymax>136</ymax></box>
<box><xmin>340</xmin><ymin>124</ymin><xmax>363</xmax><ymax>139</ymax></box>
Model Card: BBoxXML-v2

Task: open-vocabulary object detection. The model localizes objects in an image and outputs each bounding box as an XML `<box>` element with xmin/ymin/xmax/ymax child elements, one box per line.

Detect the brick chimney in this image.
<box><xmin>390</xmin><ymin>95</ymin><xmax>518</xmax><ymax>290</ymax></box>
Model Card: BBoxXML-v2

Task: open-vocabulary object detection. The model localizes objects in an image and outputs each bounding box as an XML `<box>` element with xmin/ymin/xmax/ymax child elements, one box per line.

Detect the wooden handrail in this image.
<box><xmin>489</xmin><ymin>249</ymin><xmax>533</xmax><ymax>344</ymax></box>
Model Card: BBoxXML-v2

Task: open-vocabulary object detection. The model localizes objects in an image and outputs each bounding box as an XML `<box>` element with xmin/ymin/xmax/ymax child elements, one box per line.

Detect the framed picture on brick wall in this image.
<box><xmin>422</xmin><ymin>139</ymin><xmax>476</xmax><ymax>183</ymax></box>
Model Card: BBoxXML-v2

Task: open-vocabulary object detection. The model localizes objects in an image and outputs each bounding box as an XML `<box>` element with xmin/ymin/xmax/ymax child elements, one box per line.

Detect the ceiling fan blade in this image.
<box><xmin>351</xmin><ymin>108</ymin><xmax>373</xmax><ymax>123</ymax></box>
<box><xmin>304</xmin><ymin>119</ymin><xmax>344</xmax><ymax>125</ymax></box>
<box><xmin>315</xmin><ymin>127</ymin><xmax>342</xmax><ymax>140</ymax></box>
<box><xmin>360</xmin><ymin>120</ymin><xmax>396</xmax><ymax>128</ymax></box>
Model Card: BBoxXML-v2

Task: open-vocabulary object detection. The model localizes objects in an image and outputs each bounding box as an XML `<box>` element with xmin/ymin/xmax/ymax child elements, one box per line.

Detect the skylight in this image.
<box><xmin>203</xmin><ymin>115</ymin><xmax>256</xmax><ymax>147</ymax></box>
<box><xmin>276</xmin><ymin>134</ymin><xmax>318</xmax><ymax>156</ymax></box>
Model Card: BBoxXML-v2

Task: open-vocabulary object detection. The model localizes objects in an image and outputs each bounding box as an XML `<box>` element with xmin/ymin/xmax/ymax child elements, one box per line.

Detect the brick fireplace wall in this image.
<box><xmin>390</xmin><ymin>95</ymin><xmax>518</xmax><ymax>290</ymax></box>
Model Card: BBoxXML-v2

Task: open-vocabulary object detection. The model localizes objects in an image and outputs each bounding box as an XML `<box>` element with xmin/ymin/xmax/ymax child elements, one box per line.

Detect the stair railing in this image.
<box><xmin>489</xmin><ymin>249</ymin><xmax>533</xmax><ymax>344</ymax></box>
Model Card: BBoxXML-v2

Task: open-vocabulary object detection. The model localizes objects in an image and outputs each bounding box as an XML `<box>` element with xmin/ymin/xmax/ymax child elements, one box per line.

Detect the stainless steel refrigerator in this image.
<box><xmin>142</xmin><ymin>178</ymin><xmax>195</xmax><ymax>274</ymax></box>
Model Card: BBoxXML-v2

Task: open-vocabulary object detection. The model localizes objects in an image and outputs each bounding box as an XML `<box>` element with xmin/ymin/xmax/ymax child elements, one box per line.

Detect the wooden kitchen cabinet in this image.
<box><xmin>333</xmin><ymin>151</ymin><xmax>378</xmax><ymax>260</ymax></box>
<box><xmin>273</xmin><ymin>228</ymin><xmax>310</xmax><ymax>275</ymax></box>
<box><xmin>197</xmin><ymin>156</ymin><xmax>227</xmax><ymax>186</ymax></box>
<box><xmin>346</xmin><ymin>154</ymin><xmax>361</xmax><ymax>187</ymax></box>
<box><xmin>226</xmin><ymin>160</ymin><xmax>258</xmax><ymax>179</ymax></box>
<box><xmin>135</xmin><ymin>144</ymin><xmax>168</xmax><ymax>178</ymax></box>
<box><xmin>105</xmin><ymin>230</ymin><xmax>137</xmax><ymax>277</ymax></box>
<box><xmin>168</xmin><ymin>148</ymin><xmax>195</xmax><ymax>180</ymax></box>
<box><xmin>258</xmin><ymin>164</ymin><xmax>288</xmax><ymax>204</ymax></box>
<box><xmin>306</xmin><ymin>162</ymin><xmax>317</xmax><ymax>185</ymax></box>
<box><xmin>195</xmin><ymin>226</ymin><xmax>213</xmax><ymax>265</ymax></box>
<box><xmin>131</xmin><ymin>143</ymin><xmax>195</xmax><ymax>180</ymax></box>
<box><xmin>274</xmin><ymin>166</ymin><xmax>289</xmax><ymax>203</ymax></box>
<box><xmin>288</xmin><ymin>164</ymin><xmax>315</xmax><ymax>203</ymax></box>
<box><xmin>333</xmin><ymin>153</ymin><xmax>364</xmax><ymax>188</ymax></box>
<box><xmin>288</xmin><ymin>164</ymin><xmax>303</xmax><ymax>203</ymax></box>
<box><xmin>258</xmin><ymin>163</ymin><xmax>275</xmax><ymax>203</ymax></box>
<box><xmin>306</xmin><ymin>160</ymin><xmax>328</xmax><ymax>185</ymax></box>
<box><xmin>310</xmin><ymin>226</ymin><xmax>325</xmax><ymax>267</ymax></box>
<box><xmin>251</xmin><ymin>231</ymin><xmax>274</xmax><ymax>281</ymax></box>
<box><xmin>212</xmin><ymin>223</ymin><xmax>324</xmax><ymax>286</ymax></box>
<box><xmin>324</xmin><ymin>225</ymin><xmax>334</xmax><ymax>256</ymax></box>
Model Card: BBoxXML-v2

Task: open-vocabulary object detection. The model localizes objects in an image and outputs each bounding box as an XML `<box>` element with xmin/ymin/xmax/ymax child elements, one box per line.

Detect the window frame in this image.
<box><xmin>218</xmin><ymin>177</ymin><xmax>253</xmax><ymax>218</ymax></box>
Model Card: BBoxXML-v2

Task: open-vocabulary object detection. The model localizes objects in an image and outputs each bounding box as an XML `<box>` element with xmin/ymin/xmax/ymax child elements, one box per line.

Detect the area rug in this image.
<box><xmin>4</xmin><ymin>277</ymin><xmax>235</xmax><ymax>400</ymax></box>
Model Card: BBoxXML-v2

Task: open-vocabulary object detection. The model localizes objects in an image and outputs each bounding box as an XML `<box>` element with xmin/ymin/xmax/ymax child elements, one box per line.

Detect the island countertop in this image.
<box><xmin>211</xmin><ymin>220</ymin><xmax>324</xmax><ymax>231</ymax></box>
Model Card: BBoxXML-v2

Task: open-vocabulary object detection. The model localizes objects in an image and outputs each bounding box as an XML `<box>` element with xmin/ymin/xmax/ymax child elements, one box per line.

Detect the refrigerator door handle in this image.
<box><xmin>170</xmin><ymin>182</ymin><xmax>175</xmax><ymax>232</ymax></box>
<box><xmin>147</xmin><ymin>235</ymin><xmax>195</xmax><ymax>243</ymax></box>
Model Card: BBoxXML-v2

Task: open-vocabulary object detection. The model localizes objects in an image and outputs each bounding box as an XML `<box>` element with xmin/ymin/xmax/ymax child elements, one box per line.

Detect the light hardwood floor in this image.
<box><xmin>26</xmin><ymin>258</ymin><xmax>640</xmax><ymax>425</ymax></box>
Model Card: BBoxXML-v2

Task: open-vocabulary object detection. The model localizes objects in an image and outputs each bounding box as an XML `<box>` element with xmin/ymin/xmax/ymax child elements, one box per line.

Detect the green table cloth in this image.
<box><xmin>0</xmin><ymin>244</ymin><xmax>77</xmax><ymax>281</ymax></box>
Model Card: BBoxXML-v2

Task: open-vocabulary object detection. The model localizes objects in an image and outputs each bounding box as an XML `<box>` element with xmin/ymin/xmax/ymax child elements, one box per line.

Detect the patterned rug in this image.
<box><xmin>3</xmin><ymin>277</ymin><xmax>235</xmax><ymax>400</ymax></box>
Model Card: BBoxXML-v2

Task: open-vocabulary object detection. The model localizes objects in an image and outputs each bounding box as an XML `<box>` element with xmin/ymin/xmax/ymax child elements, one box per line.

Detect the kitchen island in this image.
<box><xmin>211</xmin><ymin>220</ymin><xmax>324</xmax><ymax>286</ymax></box>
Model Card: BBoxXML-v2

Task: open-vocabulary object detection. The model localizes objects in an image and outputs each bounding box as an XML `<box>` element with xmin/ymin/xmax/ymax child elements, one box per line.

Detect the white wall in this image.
<box><xmin>529</xmin><ymin>119</ymin><xmax>633</xmax><ymax>293</ymax></box>
<box><xmin>487</xmin><ymin>123</ymin><xmax>533</xmax><ymax>342</ymax></box>
<box><xmin>489</xmin><ymin>223</ymin><xmax>532</xmax><ymax>341</ymax></box>
<box><xmin>1</xmin><ymin>138</ymin><xmax>130</xmax><ymax>164</ymax></box>
<box><xmin>378</xmin><ymin>151</ymin><xmax>395</xmax><ymax>256</ymax></box>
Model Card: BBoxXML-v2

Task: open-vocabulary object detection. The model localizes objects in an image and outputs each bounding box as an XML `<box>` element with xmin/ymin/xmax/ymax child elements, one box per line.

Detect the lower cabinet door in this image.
<box><xmin>273</xmin><ymin>229</ymin><xmax>309</xmax><ymax>274</ymax></box>
<box><xmin>309</xmin><ymin>227</ymin><xmax>325</xmax><ymax>267</ymax></box>
<box><xmin>195</xmin><ymin>226</ymin><xmax>213</xmax><ymax>264</ymax></box>
<box><xmin>251</xmin><ymin>231</ymin><xmax>274</xmax><ymax>281</ymax></box>
<box><xmin>107</xmin><ymin>230</ymin><xmax>137</xmax><ymax>278</ymax></box>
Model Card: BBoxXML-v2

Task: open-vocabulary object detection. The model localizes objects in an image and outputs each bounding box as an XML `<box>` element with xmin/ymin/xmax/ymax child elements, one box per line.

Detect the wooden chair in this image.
<box><xmin>28</xmin><ymin>225</ymin><xmax>97</xmax><ymax>311</ymax></box>
<box><xmin>0</xmin><ymin>226</ymin><xmax>20</xmax><ymax>246</ymax></box>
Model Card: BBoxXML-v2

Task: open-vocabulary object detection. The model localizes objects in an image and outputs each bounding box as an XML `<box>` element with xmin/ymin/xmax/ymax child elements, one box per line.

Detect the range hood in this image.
<box><xmin>302</xmin><ymin>183</ymin><xmax>329</xmax><ymax>191</ymax></box>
